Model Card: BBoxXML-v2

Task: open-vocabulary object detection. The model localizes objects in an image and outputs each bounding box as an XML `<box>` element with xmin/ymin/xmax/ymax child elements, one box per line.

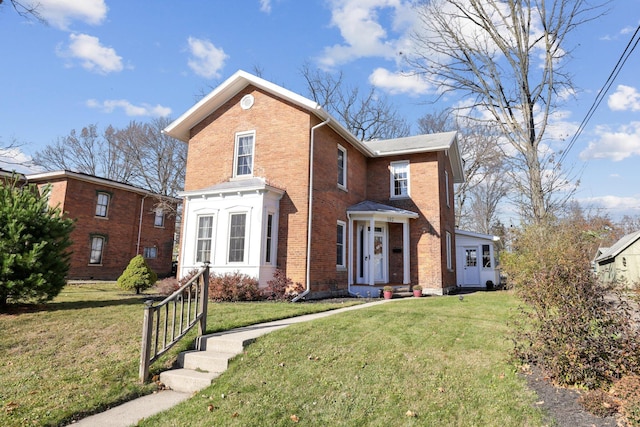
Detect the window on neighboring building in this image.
<box><xmin>95</xmin><ymin>192</ymin><xmax>110</xmax><ymax>217</ymax></box>
<box><xmin>90</xmin><ymin>236</ymin><xmax>105</xmax><ymax>264</ymax></box>
<box><xmin>228</xmin><ymin>213</ymin><xmax>247</xmax><ymax>263</ymax></box>
<box><xmin>337</xmin><ymin>221</ymin><xmax>346</xmax><ymax>268</ymax></box>
<box><xmin>234</xmin><ymin>132</ymin><xmax>255</xmax><ymax>177</ymax></box>
<box><xmin>390</xmin><ymin>161</ymin><xmax>409</xmax><ymax>198</ymax></box>
<box><xmin>337</xmin><ymin>144</ymin><xmax>347</xmax><ymax>189</ymax></box>
<box><xmin>445</xmin><ymin>170</ymin><xmax>450</xmax><ymax>208</ymax></box>
<box><xmin>196</xmin><ymin>215</ymin><xmax>214</xmax><ymax>263</ymax></box>
<box><xmin>446</xmin><ymin>231</ymin><xmax>452</xmax><ymax>270</ymax></box>
<box><xmin>482</xmin><ymin>244</ymin><xmax>491</xmax><ymax>268</ymax></box>
<box><xmin>265</xmin><ymin>213</ymin><xmax>274</xmax><ymax>264</ymax></box>
<box><xmin>154</xmin><ymin>209</ymin><xmax>164</xmax><ymax>227</ymax></box>
<box><xmin>144</xmin><ymin>247</ymin><xmax>157</xmax><ymax>259</ymax></box>
<box><xmin>623</xmin><ymin>257</ymin><xmax>627</xmax><ymax>268</ymax></box>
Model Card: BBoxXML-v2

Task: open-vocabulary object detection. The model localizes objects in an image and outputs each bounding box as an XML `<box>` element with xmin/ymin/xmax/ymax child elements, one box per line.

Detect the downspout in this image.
<box><xmin>136</xmin><ymin>195</ymin><xmax>149</xmax><ymax>255</ymax></box>
<box><xmin>292</xmin><ymin>117</ymin><xmax>330</xmax><ymax>302</ymax></box>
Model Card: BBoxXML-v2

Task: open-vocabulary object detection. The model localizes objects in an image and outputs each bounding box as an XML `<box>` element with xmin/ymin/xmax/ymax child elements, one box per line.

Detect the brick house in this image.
<box><xmin>25</xmin><ymin>170</ymin><xmax>178</xmax><ymax>280</ymax></box>
<box><xmin>165</xmin><ymin>70</ymin><xmax>464</xmax><ymax>297</ymax></box>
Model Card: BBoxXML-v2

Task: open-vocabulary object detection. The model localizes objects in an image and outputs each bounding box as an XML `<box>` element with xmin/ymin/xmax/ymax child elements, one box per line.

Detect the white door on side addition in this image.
<box><xmin>463</xmin><ymin>247</ymin><xmax>480</xmax><ymax>286</ymax></box>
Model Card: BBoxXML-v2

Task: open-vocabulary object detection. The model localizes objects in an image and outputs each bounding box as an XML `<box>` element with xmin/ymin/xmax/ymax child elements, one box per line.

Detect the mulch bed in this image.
<box><xmin>523</xmin><ymin>365</ymin><xmax>620</xmax><ymax>427</ymax></box>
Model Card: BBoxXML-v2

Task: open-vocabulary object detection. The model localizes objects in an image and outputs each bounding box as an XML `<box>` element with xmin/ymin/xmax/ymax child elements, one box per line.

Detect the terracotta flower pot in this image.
<box><xmin>413</xmin><ymin>290</ymin><xmax>422</xmax><ymax>298</ymax></box>
<box><xmin>383</xmin><ymin>290</ymin><xmax>393</xmax><ymax>299</ymax></box>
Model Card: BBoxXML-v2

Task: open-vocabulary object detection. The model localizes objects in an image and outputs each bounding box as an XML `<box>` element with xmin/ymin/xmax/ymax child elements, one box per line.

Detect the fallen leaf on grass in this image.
<box><xmin>207</xmin><ymin>404</ymin><xmax>215</xmax><ymax>412</ymax></box>
<box><xmin>406</xmin><ymin>410</ymin><xmax>417</xmax><ymax>417</ymax></box>
<box><xmin>290</xmin><ymin>414</ymin><xmax>300</xmax><ymax>422</ymax></box>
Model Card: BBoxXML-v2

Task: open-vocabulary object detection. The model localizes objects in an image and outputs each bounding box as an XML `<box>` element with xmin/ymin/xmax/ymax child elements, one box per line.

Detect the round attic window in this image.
<box><xmin>240</xmin><ymin>94</ymin><xmax>255</xmax><ymax>110</ymax></box>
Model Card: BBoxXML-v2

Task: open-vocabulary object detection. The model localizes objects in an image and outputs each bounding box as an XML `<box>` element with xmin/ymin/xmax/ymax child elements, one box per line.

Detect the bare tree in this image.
<box><xmin>0</xmin><ymin>136</ymin><xmax>30</xmax><ymax>170</ymax></box>
<box><xmin>0</xmin><ymin>0</ymin><xmax>45</xmax><ymax>22</ymax></box>
<box><xmin>408</xmin><ymin>0</ymin><xmax>604</xmax><ymax>223</ymax></box>
<box><xmin>418</xmin><ymin>109</ymin><xmax>506</xmax><ymax>230</ymax></box>
<box><xmin>301</xmin><ymin>64</ymin><xmax>410</xmax><ymax>141</ymax></box>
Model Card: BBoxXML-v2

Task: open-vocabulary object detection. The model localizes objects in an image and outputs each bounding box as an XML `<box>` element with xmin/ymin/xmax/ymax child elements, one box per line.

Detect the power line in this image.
<box><xmin>557</xmin><ymin>23</ymin><xmax>640</xmax><ymax>166</ymax></box>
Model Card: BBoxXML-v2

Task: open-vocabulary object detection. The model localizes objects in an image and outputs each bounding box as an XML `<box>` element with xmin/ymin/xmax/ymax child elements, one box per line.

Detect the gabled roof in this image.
<box><xmin>164</xmin><ymin>69</ymin><xmax>465</xmax><ymax>183</ymax></box>
<box><xmin>595</xmin><ymin>230</ymin><xmax>640</xmax><ymax>263</ymax></box>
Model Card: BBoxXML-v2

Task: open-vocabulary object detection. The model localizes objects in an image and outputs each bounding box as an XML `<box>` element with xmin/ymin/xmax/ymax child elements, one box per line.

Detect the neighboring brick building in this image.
<box><xmin>25</xmin><ymin>170</ymin><xmax>178</xmax><ymax>280</ymax></box>
<box><xmin>165</xmin><ymin>70</ymin><xmax>464</xmax><ymax>297</ymax></box>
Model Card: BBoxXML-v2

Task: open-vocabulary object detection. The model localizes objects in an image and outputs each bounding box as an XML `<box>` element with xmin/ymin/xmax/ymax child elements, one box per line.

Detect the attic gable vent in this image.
<box><xmin>240</xmin><ymin>94</ymin><xmax>254</xmax><ymax>110</ymax></box>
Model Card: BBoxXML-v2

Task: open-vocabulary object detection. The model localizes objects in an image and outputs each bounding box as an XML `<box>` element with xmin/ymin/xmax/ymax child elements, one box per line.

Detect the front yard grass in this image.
<box><xmin>140</xmin><ymin>292</ymin><xmax>547</xmax><ymax>426</ymax></box>
<box><xmin>0</xmin><ymin>283</ymin><xmax>359</xmax><ymax>427</ymax></box>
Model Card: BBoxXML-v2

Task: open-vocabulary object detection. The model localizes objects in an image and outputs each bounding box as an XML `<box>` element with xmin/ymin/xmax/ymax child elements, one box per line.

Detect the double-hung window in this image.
<box><xmin>390</xmin><ymin>161</ymin><xmax>409</xmax><ymax>198</ymax></box>
<box><xmin>336</xmin><ymin>221</ymin><xmax>346</xmax><ymax>268</ymax></box>
<box><xmin>337</xmin><ymin>144</ymin><xmax>347</xmax><ymax>189</ymax></box>
<box><xmin>90</xmin><ymin>236</ymin><xmax>105</xmax><ymax>264</ymax></box>
<box><xmin>144</xmin><ymin>247</ymin><xmax>157</xmax><ymax>259</ymax></box>
<box><xmin>196</xmin><ymin>215</ymin><xmax>214</xmax><ymax>263</ymax></box>
<box><xmin>234</xmin><ymin>132</ymin><xmax>255</xmax><ymax>177</ymax></box>
<box><xmin>265</xmin><ymin>213</ymin><xmax>274</xmax><ymax>264</ymax></box>
<box><xmin>95</xmin><ymin>192</ymin><xmax>110</xmax><ymax>217</ymax></box>
<box><xmin>154</xmin><ymin>209</ymin><xmax>165</xmax><ymax>227</ymax></box>
<box><xmin>228</xmin><ymin>213</ymin><xmax>247</xmax><ymax>263</ymax></box>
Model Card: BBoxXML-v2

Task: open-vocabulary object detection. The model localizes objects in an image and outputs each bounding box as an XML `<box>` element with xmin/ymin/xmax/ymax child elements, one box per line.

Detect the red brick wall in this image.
<box><xmin>38</xmin><ymin>178</ymin><xmax>175</xmax><ymax>280</ymax></box>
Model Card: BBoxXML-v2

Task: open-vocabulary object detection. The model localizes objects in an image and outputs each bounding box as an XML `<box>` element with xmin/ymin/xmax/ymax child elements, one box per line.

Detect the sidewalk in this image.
<box><xmin>70</xmin><ymin>298</ymin><xmax>391</xmax><ymax>426</ymax></box>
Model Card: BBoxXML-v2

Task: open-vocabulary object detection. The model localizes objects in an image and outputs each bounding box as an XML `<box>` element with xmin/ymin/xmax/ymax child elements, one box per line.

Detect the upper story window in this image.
<box><xmin>154</xmin><ymin>208</ymin><xmax>165</xmax><ymax>227</ymax></box>
<box><xmin>95</xmin><ymin>192</ymin><xmax>110</xmax><ymax>217</ymax></box>
<box><xmin>390</xmin><ymin>161</ymin><xmax>409</xmax><ymax>198</ymax></box>
<box><xmin>337</xmin><ymin>144</ymin><xmax>347</xmax><ymax>189</ymax></box>
<box><xmin>228</xmin><ymin>213</ymin><xmax>247</xmax><ymax>263</ymax></box>
<box><xmin>445</xmin><ymin>170</ymin><xmax>450</xmax><ymax>208</ymax></box>
<box><xmin>234</xmin><ymin>131</ymin><xmax>255</xmax><ymax>177</ymax></box>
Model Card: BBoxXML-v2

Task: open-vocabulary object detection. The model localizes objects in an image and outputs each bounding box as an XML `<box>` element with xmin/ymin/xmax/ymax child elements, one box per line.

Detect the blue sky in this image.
<box><xmin>1</xmin><ymin>0</ymin><xmax>639</xmax><ymax>221</ymax></box>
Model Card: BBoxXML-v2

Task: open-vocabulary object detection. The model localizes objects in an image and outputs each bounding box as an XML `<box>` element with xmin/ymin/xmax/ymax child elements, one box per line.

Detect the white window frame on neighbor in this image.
<box><xmin>143</xmin><ymin>246</ymin><xmax>157</xmax><ymax>259</ymax></box>
<box><xmin>89</xmin><ymin>235</ymin><xmax>105</xmax><ymax>265</ymax></box>
<box><xmin>233</xmin><ymin>131</ymin><xmax>255</xmax><ymax>178</ymax></box>
<box><xmin>390</xmin><ymin>160</ymin><xmax>410</xmax><ymax>199</ymax></box>
<box><xmin>154</xmin><ymin>208</ymin><xmax>165</xmax><ymax>227</ymax></box>
<box><xmin>337</xmin><ymin>144</ymin><xmax>347</xmax><ymax>190</ymax></box>
<box><xmin>95</xmin><ymin>192</ymin><xmax>110</xmax><ymax>218</ymax></box>
<box><xmin>337</xmin><ymin>220</ymin><xmax>346</xmax><ymax>269</ymax></box>
<box><xmin>446</xmin><ymin>231</ymin><xmax>452</xmax><ymax>271</ymax></box>
<box><xmin>445</xmin><ymin>170</ymin><xmax>450</xmax><ymax>208</ymax></box>
<box><xmin>227</xmin><ymin>211</ymin><xmax>249</xmax><ymax>264</ymax></box>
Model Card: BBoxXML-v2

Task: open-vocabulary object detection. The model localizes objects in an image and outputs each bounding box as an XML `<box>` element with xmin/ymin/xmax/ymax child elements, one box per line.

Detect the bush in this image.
<box><xmin>0</xmin><ymin>180</ymin><xmax>74</xmax><ymax>308</ymax></box>
<box><xmin>208</xmin><ymin>271</ymin><xmax>262</xmax><ymax>302</ymax></box>
<box><xmin>154</xmin><ymin>269</ymin><xmax>199</xmax><ymax>296</ymax></box>
<box><xmin>578</xmin><ymin>389</ymin><xmax>619</xmax><ymax>417</ymax></box>
<box><xmin>117</xmin><ymin>255</ymin><xmax>158</xmax><ymax>294</ymax></box>
<box><xmin>263</xmin><ymin>269</ymin><xmax>304</xmax><ymax>301</ymax></box>
<box><xmin>611</xmin><ymin>375</ymin><xmax>640</xmax><ymax>426</ymax></box>
<box><xmin>504</xmin><ymin>221</ymin><xmax>640</xmax><ymax>389</ymax></box>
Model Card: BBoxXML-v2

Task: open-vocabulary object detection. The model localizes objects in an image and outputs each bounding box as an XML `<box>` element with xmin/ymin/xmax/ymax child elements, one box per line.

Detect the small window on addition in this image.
<box><xmin>144</xmin><ymin>247</ymin><xmax>157</xmax><ymax>259</ymax></box>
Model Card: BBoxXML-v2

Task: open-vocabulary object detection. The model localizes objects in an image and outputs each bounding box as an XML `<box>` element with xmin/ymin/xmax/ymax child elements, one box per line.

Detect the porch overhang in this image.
<box><xmin>346</xmin><ymin>201</ymin><xmax>418</xmax><ymax>289</ymax></box>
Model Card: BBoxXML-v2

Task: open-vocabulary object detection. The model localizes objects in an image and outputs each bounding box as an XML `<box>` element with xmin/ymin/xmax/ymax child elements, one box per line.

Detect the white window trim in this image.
<box><xmin>445</xmin><ymin>170</ymin><xmax>450</xmax><ymax>208</ymax></box>
<box><xmin>89</xmin><ymin>236</ymin><xmax>105</xmax><ymax>265</ymax></box>
<box><xmin>233</xmin><ymin>131</ymin><xmax>255</xmax><ymax>178</ymax></box>
<box><xmin>264</xmin><ymin>212</ymin><xmax>275</xmax><ymax>265</ymax></box>
<box><xmin>446</xmin><ymin>231</ymin><xmax>452</xmax><ymax>271</ymax></box>
<box><xmin>154</xmin><ymin>208</ymin><xmax>165</xmax><ymax>227</ymax></box>
<box><xmin>195</xmin><ymin>214</ymin><xmax>215</xmax><ymax>264</ymax></box>
<box><xmin>227</xmin><ymin>211</ymin><xmax>249</xmax><ymax>264</ymax></box>
<box><xmin>95</xmin><ymin>192</ymin><xmax>110</xmax><ymax>218</ymax></box>
<box><xmin>390</xmin><ymin>160</ymin><xmax>410</xmax><ymax>199</ymax></box>
<box><xmin>143</xmin><ymin>246</ymin><xmax>158</xmax><ymax>259</ymax></box>
<box><xmin>337</xmin><ymin>144</ymin><xmax>347</xmax><ymax>191</ymax></box>
<box><xmin>337</xmin><ymin>220</ymin><xmax>346</xmax><ymax>269</ymax></box>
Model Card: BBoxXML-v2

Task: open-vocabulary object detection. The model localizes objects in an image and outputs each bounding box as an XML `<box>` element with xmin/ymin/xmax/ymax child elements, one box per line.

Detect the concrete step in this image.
<box><xmin>178</xmin><ymin>350</ymin><xmax>236</xmax><ymax>372</ymax></box>
<box><xmin>160</xmin><ymin>368</ymin><xmax>221</xmax><ymax>394</ymax></box>
<box><xmin>201</xmin><ymin>336</ymin><xmax>255</xmax><ymax>353</ymax></box>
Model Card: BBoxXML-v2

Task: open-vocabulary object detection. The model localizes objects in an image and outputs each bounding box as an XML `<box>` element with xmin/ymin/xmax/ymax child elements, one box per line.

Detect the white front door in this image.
<box><xmin>357</xmin><ymin>223</ymin><xmax>387</xmax><ymax>284</ymax></box>
<box><xmin>463</xmin><ymin>247</ymin><xmax>480</xmax><ymax>286</ymax></box>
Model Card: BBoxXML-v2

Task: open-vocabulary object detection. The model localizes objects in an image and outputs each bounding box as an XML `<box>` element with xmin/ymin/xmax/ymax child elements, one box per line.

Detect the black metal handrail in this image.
<box><xmin>139</xmin><ymin>263</ymin><xmax>209</xmax><ymax>382</ymax></box>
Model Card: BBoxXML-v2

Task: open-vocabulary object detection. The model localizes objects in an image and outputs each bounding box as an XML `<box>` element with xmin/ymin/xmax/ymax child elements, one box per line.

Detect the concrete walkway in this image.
<box><xmin>70</xmin><ymin>298</ymin><xmax>392</xmax><ymax>427</ymax></box>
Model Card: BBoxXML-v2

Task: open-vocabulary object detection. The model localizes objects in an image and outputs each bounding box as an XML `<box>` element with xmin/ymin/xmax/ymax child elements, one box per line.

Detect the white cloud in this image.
<box><xmin>368</xmin><ymin>68</ymin><xmax>431</xmax><ymax>96</ymax></box>
<box><xmin>579</xmin><ymin>122</ymin><xmax>640</xmax><ymax>161</ymax></box>
<box><xmin>187</xmin><ymin>37</ymin><xmax>228</xmax><ymax>79</ymax></box>
<box><xmin>259</xmin><ymin>0</ymin><xmax>272</xmax><ymax>13</ymax></box>
<box><xmin>57</xmin><ymin>33</ymin><xmax>123</xmax><ymax>74</ymax></box>
<box><xmin>86</xmin><ymin>99</ymin><xmax>171</xmax><ymax>117</ymax></box>
<box><xmin>608</xmin><ymin>85</ymin><xmax>640</xmax><ymax>111</ymax></box>
<box><xmin>38</xmin><ymin>0</ymin><xmax>107</xmax><ymax>30</ymax></box>
<box><xmin>580</xmin><ymin>194</ymin><xmax>640</xmax><ymax>214</ymax></box>
<box><xmin>0</xmin><ymin>147</ymin><xmax>40</xmax><ymax>174</ymax></box>
<box><xmin>317</xmin><ymin>0</ymin><xmax>415</xmax><ymax>69</ymax></box>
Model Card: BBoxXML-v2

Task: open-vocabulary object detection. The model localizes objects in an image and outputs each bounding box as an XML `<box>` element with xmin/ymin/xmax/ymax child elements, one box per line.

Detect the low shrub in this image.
<box><xmin>155</xmin><ymin>270</ymin><xmax>200</xmax><ymax>296</ymax></box>
<box><xmin>117</xmin><ymin>255</ymin><xmax>157</xmax><ymax>294</ymax></box>
<box><xmin>611</xmin><ymin>375</ymin><xmax>640</xmax><ymax>426</ymax></box>
<box><xmin>209</xmin><ymin>271</ymin><xmax>262</xmax><ymax>302</ymax></box>
<box><xmin>263</xmin><ymin>269</ymin><xmax>304</xmax><ymax>301</ymax></box>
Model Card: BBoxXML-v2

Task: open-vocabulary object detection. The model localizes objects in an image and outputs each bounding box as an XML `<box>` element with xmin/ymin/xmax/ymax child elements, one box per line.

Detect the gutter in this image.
<box><xmin>136</xmin><ymin>195</ymin><xmax>149</xmax><ymax>255</ymax></box>
<box><xmin>292</xmin><ymin>116</ymin><xmax>330</xmax><ymax>302</ymax></box>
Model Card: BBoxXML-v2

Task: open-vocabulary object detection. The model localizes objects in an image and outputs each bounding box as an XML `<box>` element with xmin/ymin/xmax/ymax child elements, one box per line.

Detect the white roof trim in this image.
<box><xmin>455</xmin><ymin>229</ymin><xmax>500</xmax><ymax>242</ymax></box>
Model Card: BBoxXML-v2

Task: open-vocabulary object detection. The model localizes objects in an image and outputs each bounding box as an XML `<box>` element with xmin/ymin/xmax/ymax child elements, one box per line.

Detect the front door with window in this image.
<box><xmin>357</xmin><ymin>223</ymin><xmax>387</xmax><ymax>284</ymax></box>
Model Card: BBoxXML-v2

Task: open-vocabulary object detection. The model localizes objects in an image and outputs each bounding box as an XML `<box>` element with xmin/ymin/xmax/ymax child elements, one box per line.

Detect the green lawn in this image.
<box><xmin>140</xmin><ymin>292</ymin><xmax>547</xmax><ymax>426</ymax></box>
<box><xmin>0</xmin><ymin>283</ymin><xmax>360</xmax><ymax>427</ymax></box>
